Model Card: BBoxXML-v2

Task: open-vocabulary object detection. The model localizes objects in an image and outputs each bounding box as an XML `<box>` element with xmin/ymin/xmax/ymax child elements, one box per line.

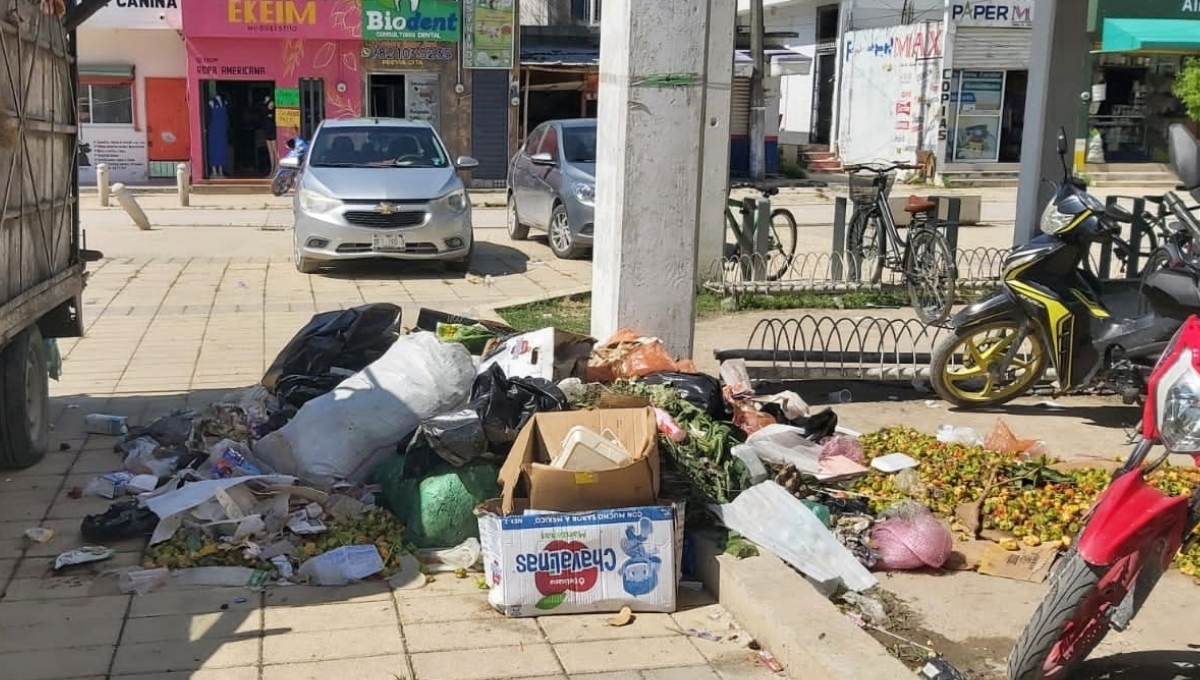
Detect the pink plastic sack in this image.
<box><xmin>869</xmin><ymin>502</ymin><xmax>953</xmax><ymax>570</ymax></box>
<box><xmin>820</xmin><ymin>434</ymin><xmax>864</xmax><ymax>464</ymax></box>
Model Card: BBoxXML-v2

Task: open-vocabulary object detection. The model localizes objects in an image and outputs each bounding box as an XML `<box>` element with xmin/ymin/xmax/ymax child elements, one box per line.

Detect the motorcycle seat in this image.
<box><xmin>903</xmin><ymin>195</ymin><xmax>937</xmax><ymax>214</ymax></box>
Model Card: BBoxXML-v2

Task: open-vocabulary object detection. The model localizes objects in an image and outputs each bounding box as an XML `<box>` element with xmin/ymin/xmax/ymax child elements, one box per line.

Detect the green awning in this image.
<box><xmin>1099</xmin><ymin>18</ymin><xmax>1200</xmax><ymax>53</ymax></box>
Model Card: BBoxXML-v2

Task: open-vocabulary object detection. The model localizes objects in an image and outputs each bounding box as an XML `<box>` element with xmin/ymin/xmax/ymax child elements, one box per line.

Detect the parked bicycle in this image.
<box><xmin>843</xmin><ymin>162</ymin><xmax>958</xmax><ymax>324</ymax></box>
<box><xmin>723</xmin><ymin>183</ymin><xmax>798</xmax><ymax>282</ymax></box>
<box><xmin>1085</xmin><ymin>190</ymin><xmax>1200</xmax><ymax>278</ymax></box>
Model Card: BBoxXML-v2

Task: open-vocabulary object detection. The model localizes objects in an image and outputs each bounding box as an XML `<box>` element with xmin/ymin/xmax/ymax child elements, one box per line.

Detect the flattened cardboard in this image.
<box><xmin>978</xmin><ymin>543</ymin><xmax>1061</xmax><ymax>583</ymax></box>
<box><xmin>499</xmin><ymin>408</ymin><xmax>660</xmax><ymax>514</ymax></box>
<box><xmin>479</xmin><ymin>328</ymin><xmax>597</xmax><ymax>382</ymax></box>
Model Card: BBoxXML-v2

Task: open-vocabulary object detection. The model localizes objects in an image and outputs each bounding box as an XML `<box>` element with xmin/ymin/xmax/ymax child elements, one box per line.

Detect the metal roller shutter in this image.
<box><xmin>952</xmin><ymin>28</ymin><xmax>1032</xmax><ymax>70</ymax></box>
<box><xmin>731</xmin><ymin>77</ymin><xmax>750</xmax><ymax>136</ymax></box>
<box><xmin>471</xmin><ymin>70</ymin><xmax>511</xmax><ymax>182</ymax></box>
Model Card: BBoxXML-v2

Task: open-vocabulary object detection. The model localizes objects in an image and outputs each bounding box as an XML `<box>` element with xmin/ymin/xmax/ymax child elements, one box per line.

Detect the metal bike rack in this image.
<box><xmin>713</xmin><ymin>314</ymin><xmax>1060</xmax><ymax>386</ymax></box>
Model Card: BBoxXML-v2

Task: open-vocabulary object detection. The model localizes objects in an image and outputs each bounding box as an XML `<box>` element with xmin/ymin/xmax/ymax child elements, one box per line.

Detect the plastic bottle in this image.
<box><xmin>84</xmin><ymin>414</ymin><xmax>128</xmax><ymax>436</ymax></box>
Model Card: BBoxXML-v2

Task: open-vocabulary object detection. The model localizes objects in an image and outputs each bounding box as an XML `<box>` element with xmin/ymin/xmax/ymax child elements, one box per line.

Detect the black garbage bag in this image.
<box><xmin>421</xmin><ymin>408</ymin><xmax>490</xmax><ymax>467</ymax></box>
<box><xmin>471</xmin><ymin>364</ymin><xmax>568</xmax><ymax>456</ymax></box>
<box><xmin>262</xmin><ymin>303</ymin><xmax>402</xmax><ymax>392</ymax></box>
<box><xmin>276</xmin><ymin>373</ymin><xmax>347</xmax><ymax>408</ymax></box>
<box><xmin>759</xmin><ymin>403</ymin><xmax>839</xmax><ymax>442</ymax></box>
<box><xmin>641</xmin><ymin>371</ymin><xmax>727</xmax><ymax>419</ymax></box>
<box><xmin>81</xmin><ymin>500</ymin><xmax>160</xmax><ymax>543</ymax></box>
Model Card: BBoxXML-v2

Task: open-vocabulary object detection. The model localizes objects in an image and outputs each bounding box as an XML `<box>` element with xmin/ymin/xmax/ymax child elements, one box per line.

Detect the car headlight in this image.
<box><xmin>297</xmin><ymin>188</ymin><xmax>342</xmax><ymax>214</ymax></box>
<box><xmin>572</xmin><ymin>182</ymin><xmax>595</xmax><ymax>206</ymax></box>
<box><xmin>439</xmin><ymin>189</ymin><xmax>468</xmax><ymax>213</ymax></box>
<box><xmin>1156</xmin><ymin>347</ymin><xmax>1200</xmax><ymax>453</ymax></box>
<box><xmin>1039</xmin><ymin>200</ymin><xmax>1076</xmax><ymax>235</ymax></box>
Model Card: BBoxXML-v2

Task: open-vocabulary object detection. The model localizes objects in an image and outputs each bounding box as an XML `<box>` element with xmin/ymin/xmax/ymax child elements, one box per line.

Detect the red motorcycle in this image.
<box><xmin>1008</xmin><ymin>124</ymin><xmax>1200</xmax><ymax>680</ymax></box>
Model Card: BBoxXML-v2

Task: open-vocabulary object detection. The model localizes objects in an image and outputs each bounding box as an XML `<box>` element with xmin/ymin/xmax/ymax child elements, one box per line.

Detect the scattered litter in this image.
<box><xmin>297</xmin><ymin>545</ymin><xmax>385</xmax><ymax>586</ymax></box>
<box><xmin>1036</xmin><ymin>400</ymin><xmax>1066</xmax><ymax>409</ymax></box>
<box><xmin>870</xmin><ymin>453</ymin><xmax>920</xmax><ymax>473</ymax></box>
<box><xmin>870</xmin><ymin>502</ymin><xmax>954</xmax><ymax>571</ymax></box>
<box><xmin>684</xmin><ymin>627</ymin><xmax>722</xmax><ymax>641</ymax></box>
<box><xmin>55</xmin><ymin>546</ymin><xmax>115</xmax><ymax>570</ymax></box>
<box><xmin>757</xmin><ymin>649</ymin><xmax>785</xmax><ymax>673</ymax></box>
<box><xmin>85</xmin><ymin>472</ymin><xmax>136</xmax><ymax>499</ymax></box>
<box><xmin>607</xmin><ymin>606</ymin><xmax>635</xmax><ymax>627</ymax></box>
<box><xmin>828</xmin><ymin>389</ymin><xmax>852</xmax><ymax>403</ymax></box>
<box><xmin>416</xmin><ymin>537</ymin><xmax>481</xmax><ymax>573</ymax></box>
<box><xmin>924</xmin><ymin>400</ymin><xmax>939</xmax><ymax>408</ymax></box>
<box><xmin>919</xmin><ymin>657</ymin><xmax>969</xmax><ymax>680</ymax></box>
<box><xmin>24</xmin><ymin>527</ymin><xmax>54</xmax><ymax>543</ymax></box>
<box><xmin>935</xmin><ymin>424</ymin><xmax>984</xmax><ymax>447</ymax></box>
<box><xmin>119</xmin><ymin>567</ymin><xmax>169</xmax><ymax>595</ymax></box>
<box><xmin>84</xmin><ymin>413</ymin><xmax>128</xmax><ymax>435</ymax></box>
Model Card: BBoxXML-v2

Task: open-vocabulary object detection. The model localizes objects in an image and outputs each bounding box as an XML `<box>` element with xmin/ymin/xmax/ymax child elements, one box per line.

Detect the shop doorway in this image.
<box><xmin>999</xmin><ymin>70</ymin><xmax>1027</xmax><ymax>163</ymax></box>
<box><xmin>367</xmin><ymin>72</ymin><xmax>442</xmax><ymax>130</ymax></box>
<box><xmin>810</xmin><ymin>52</ymin><xmax>836</xmax><ymax>146</ymax></box>
<box><xmin>199</xmin><ymin>79</ymin><xmax>275</xmax><ymax>179</ymax></box>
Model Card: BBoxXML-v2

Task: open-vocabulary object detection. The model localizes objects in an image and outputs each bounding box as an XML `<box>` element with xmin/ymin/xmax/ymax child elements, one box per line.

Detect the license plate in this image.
<box><xmin>372</xmin><ymin>233</ymin><xmax>405</xmax><ymax>252</ymax></box>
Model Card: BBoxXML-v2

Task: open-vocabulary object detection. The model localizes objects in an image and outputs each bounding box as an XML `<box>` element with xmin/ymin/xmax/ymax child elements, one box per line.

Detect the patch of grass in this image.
<box><xmin>496</xmin><ymin>288</ymin><xmax>953</xmax><ymax>334</ymax></box>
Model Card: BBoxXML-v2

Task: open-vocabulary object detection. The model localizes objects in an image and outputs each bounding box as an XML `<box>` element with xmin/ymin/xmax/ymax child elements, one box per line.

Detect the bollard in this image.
<box><xmin>831</xmin><ymin>197</ymin><xmax>848</xmax><ymax>282</ymax></box>
<box><xmin>96</xmin><ymin>163</ymin><xmax>110</xmax><ymax>207</ymax></box>
<box><xmin>740</xmin><ymin>197</ymin><xmax>756</xmax><ymax>282</ymax></box>
<box><xmin>753</xmin><ymin>196</ymin><xmax>771</xmax><ymax>281</ymax></box>
<box><xmin>945</xmin><ymin>197</ymin><xmax>962</xmax><ymax>253</ymax></box>
<box><xmin>176</xmin><ymin>163</ymin><xmax>190</xmax><ymax>207</ymax></box>
<box><xmin>111</xmin><ymin>183</ymin><xmax>151</xmax><ymax>231</ymax></box>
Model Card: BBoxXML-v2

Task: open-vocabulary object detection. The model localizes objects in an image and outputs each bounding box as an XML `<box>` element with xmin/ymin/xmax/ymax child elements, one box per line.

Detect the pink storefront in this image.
<box><xmin>181</xmin><ymin>0</ymin><xmax>364</xmax><ymax>181</ymax></box>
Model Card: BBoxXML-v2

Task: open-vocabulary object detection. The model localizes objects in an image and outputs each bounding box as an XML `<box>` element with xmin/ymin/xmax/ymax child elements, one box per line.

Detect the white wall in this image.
<box><xmin>764</xmin><ymin>2</ymin><xmax>817</xmax><ymax>143</ymax></box>
<box><xmin>77</xmin><ymin>28</ymin><xmax>185</xmax><ymax>183</ymax></box>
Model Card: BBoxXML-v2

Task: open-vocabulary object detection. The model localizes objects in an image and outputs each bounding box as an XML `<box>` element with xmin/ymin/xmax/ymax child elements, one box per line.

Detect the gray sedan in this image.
<box><xmin>506</xmin><ymin>118</ymin><xmax>596</xmax><ymax>259</ymax></box>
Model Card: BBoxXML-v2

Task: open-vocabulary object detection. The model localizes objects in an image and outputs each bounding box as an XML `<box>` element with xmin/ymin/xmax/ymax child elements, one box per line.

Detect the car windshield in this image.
<box><xmin>309</xmin><ymin>126</ymin><xmax>449</xmax><ymax>168</ymax></box>
<box><xmin>562</xmin><ymin>125</ymin><xmax>597</xmax><ymax>163</ymax></box>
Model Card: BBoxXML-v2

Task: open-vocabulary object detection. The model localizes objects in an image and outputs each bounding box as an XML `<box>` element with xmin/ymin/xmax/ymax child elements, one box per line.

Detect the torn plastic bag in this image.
<box><xmin>275</xmin><ymin>373</ymin><xmax>347</xmax><ymax>408</ymax></box>
<box><xmin>641</xmin><ymin>371</ymin><xmax>727</xmax><ymax>419</ymax></box>
<box><xmin>81</xmin><ymin>500</ymin><xmax>160</xmax><ymax>543</ymax></box>
<box><xmin>261</xmin><ymin>303</ymin><xmax>402</xmax><ymax>392</ymax></box>
<box><xmin>421</xmin><ymin>409</ymin><xmax>490</xmax><ymax>467</ymax></box>
<box><xmin>470</xmin><ymin>364</ymin><xmax>567</xmax><ymax>456</ymax></box>
<box><xmin>758</xmin><ymin>404</ymin><xmax>839</xmax><ymax>442</ymax></box>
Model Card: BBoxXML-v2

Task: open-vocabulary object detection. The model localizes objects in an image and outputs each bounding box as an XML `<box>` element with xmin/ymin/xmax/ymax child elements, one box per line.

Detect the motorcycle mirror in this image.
<box><xmin>1056</xmin><ymin>128</ymin><xmax>1069</xmax><ymax>156</ymax></box>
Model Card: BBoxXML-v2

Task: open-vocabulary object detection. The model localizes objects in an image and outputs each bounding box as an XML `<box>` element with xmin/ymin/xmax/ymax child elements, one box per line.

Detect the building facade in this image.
<box><xmin>77</xmin><ymin>0</ymin><xmax>187</xmax><ymax>184</ymax></box>
<box><xmin>1085</xmin><ymin>0</ymin><xmax>1199</xmax><ymax>164</ymax></box>
<box><xmin>939</xmin><ymin>0</ymin><xmax>1034</xmax><ymax>168</ymax></box>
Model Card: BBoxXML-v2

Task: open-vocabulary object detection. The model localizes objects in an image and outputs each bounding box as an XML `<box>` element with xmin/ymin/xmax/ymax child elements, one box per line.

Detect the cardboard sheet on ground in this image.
<box><xmin>978</xmin><ymin>543</ymin><xmax>1061</xmax><ymax>582</ymax></box>
<box><xmin>143</xmin><ymin>474</ymin><xmax>296</xmax><ymax>544</ymax></box>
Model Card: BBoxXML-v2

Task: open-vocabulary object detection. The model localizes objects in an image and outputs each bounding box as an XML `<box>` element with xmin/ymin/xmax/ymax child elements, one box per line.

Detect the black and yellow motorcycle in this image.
<box><xmin>931</xmin><ymin>125</ymin><xmax>1200</xmax><ymax>408</ymax></box>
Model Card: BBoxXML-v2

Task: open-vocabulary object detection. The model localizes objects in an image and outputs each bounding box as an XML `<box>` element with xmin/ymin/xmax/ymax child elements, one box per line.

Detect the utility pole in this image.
<box><xmin>748</xmin><ymin>0</ymin><xmax>765</xmax><ymax>181</ymax></box>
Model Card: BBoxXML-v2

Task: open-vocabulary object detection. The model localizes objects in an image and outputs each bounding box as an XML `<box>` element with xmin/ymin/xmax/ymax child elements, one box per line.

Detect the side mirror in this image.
<box><xmin>1056</xmin><ymin>128</ymin><xmax>1069</xmax><ymax>156</ymax></box>
<box><xmin>1169</xmin><ymin>123</ymin><xmax>1200</xmax><ymax>193</ymax></box>
<box><xmin>279</xmin><ymin>156</ymin><xmax>300</xmax><ymax>170</ymax></box>
<box><xmin>455</xmin><ymin>155</ymin><xmax>480</xmax><ymax>169</ymax></box>
<box><xmin>530</xmin><ymin>152</ymin><xmax>556</xmax><ymax>167</ymax></box>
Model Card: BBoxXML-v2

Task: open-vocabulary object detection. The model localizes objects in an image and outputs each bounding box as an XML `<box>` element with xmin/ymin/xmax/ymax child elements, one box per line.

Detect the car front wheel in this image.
<box><xmin>548</xmin><ymin>203</ymin><xmax>586</xmax><ymax>260</ymax></box>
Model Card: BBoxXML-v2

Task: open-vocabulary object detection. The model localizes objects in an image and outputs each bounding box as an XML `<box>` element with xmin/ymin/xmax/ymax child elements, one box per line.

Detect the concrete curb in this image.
<box><xmin>692</xmin><ymin>532</ymin><xmax>914</xmax><ymax>680</ymax></box>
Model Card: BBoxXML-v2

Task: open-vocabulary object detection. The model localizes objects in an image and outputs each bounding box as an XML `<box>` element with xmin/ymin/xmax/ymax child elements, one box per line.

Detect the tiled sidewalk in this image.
<box><xmin>0</xmin><ymin>432</ymin><xmax>779</xmax><ymax>680</ymax></box>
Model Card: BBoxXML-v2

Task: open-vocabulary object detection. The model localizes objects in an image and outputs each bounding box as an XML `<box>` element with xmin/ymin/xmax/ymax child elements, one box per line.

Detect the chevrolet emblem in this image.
<box><xmin>376</xmin><ymin>203</ymin><xmax>396</xmax><ymax>215</ymax></box>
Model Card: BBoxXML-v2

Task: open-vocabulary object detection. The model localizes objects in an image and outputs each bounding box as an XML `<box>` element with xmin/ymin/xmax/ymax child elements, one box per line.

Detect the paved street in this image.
<box><xmin>4</xmin><ymin>184</ymin><xmax>1197</xmax><ymax>680</ymax></box>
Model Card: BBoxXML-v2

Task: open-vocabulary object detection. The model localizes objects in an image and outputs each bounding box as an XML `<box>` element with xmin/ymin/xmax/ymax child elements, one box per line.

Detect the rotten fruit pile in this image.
<box><xmin>854</xmin><ymin>427</ymin><xmax>1200</xmax><ymax>576</ymax></box>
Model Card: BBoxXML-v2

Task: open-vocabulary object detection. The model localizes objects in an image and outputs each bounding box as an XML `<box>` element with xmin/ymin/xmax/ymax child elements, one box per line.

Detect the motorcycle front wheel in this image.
<box><xmin>271</xmin><ymin>170</ymin><xmax>294</xmax><ymax>197</ymax></box>
<box><xmin>1007</xmin><ymin>552</ymin><xmax>1142</xmax><ymax>680</ymax></box>
<box><xmin>931</xmin><ymin>320</ymin><xmax>1047</xmax><ymax>408</ymax></box>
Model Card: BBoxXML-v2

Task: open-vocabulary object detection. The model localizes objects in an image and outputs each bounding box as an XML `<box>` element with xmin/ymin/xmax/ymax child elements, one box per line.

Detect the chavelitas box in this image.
<box><xmin>476</xmin><ymin>499</ymin><xmax>684</xmax><ymax>617</ymax></box>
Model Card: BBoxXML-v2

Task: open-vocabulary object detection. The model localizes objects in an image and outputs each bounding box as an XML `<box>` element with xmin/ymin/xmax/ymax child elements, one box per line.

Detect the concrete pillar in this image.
<box><xmin>96</xmin><ymin>163</ymin><xmax>110</xmax><ymax>207</ymax></box>
<box><xmin>591</xmin><ymin>0</ymin><xmax>731</xmax><ymax>357</ymax></box>
<box><xmin>1014</xmin><ymin>0</ymin><xmax>1090</xmax><ymax>245</ymax></box>
<box><xmin>176</xmin><ymin>163</ymin><xmax>190</xmax><ymax>207</ymax></box>
<box><xmin>696</xmin><ymin>0</ymin><xmax>737</xmax><ymax>281</ymax></box>
<box><xmin>111</xmin><ymin>183</ymin><xmax>151</xmax><ymax>231</ymax></box>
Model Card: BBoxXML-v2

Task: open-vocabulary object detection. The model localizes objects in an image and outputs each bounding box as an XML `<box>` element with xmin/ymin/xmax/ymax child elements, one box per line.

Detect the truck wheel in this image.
<box><xmin>0</xmin><ymin>326</ymin><xmax>50</xmax><ymax>470</ymax></box>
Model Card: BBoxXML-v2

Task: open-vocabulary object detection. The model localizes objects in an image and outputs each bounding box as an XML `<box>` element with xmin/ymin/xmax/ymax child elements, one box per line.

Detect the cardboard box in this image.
<box><xmin>476</xmin><ymin>499</ymin><xmax>684</xmax><ymax>617</ymax></box>
<box><xmin>478</xmin><ymin>327</ymin><xmax>596</xmax><ymax>382</ymax></box>
<box><xmin>499</xmin><ymin>408</ymin><xmax>660</xmax><ymax>514</ymax></box>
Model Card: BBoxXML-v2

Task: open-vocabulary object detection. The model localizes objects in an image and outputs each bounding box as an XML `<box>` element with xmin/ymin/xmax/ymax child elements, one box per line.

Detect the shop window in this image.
<box><xmin>78</xmin><ymin>81</ymin><xmax>134</xmax><ymax>126</ymax></box>
<box><xmin>571</xmin><ymin>0</ymin><xmax>600</xmax><ymax>24</ymax></box>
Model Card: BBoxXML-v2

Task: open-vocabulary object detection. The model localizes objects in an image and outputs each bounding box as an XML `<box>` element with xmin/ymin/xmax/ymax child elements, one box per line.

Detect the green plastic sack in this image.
<box><xmin>374</xmin><ymin>456</ymin><xmax>500</xmax><ymax>549</ymax></box>
<box><xmin>436</xmin><ymin>322</ymin><xmax>497</xmax><ymax>355</ymax></box>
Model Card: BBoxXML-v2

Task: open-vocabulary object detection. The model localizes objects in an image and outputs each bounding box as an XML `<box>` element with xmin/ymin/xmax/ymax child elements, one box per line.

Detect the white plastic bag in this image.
<box><xmin>709</xmin><ymin>481</ymin><xmax>877</xmax><ymax>592</ymax></box>
<box><xmin>1086</xmin><ymin>127</ymin><xmax>1105</xmax><ymax>164</ymax></box>
<box><xmin>254</xmin><ymin>332</ymin><xmax>475</xmax><ymax>485</ymax></box>
<box><xmin>298</xmin><ymin>545</ymin><xmax>385</xmax><ymax>586</ymax></box>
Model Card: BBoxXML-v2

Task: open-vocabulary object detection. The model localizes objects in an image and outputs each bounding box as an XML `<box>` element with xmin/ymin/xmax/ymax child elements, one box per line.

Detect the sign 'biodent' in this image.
<box><xmin>362</xmin><ymin>0</ymin><xmax>460</xmax><ymax>42</ymax></box>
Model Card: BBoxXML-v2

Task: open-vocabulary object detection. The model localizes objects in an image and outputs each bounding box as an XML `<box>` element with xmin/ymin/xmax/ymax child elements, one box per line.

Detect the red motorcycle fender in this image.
<box><xmin>1076</xmin><ymin>472</ymin><xmax>1190</xmax><ymax>567</ymax></box>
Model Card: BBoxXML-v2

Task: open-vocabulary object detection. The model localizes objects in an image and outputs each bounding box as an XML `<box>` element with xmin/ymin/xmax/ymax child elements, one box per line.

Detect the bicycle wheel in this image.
<box><xmin>904</xmin><ymin>227</ymin><xmax>957</xmax><ymax>324</ymax></box>
<box><xmin>846</xmin><ymin>209</ymin><xmax>883</xmax><ymax>283</ymax></box>
<box><xmin>766</xmin><ymin>208</ymin><xmax>798</xmax><ymax>281</ymax></box>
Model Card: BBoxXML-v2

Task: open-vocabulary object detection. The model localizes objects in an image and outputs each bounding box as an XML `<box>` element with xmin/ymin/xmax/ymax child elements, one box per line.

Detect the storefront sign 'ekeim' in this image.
<box><xmin>362</xmin><ymin>0</ymin><xmax>461</xmax><ymax>42</ymax></box>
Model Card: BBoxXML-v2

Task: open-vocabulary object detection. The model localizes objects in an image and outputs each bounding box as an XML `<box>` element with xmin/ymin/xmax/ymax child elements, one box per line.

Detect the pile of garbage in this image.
<box><xmin>57</xmin><ymin>302</ymin><xmax>1158</xmax><ymax>617</ymax></box>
